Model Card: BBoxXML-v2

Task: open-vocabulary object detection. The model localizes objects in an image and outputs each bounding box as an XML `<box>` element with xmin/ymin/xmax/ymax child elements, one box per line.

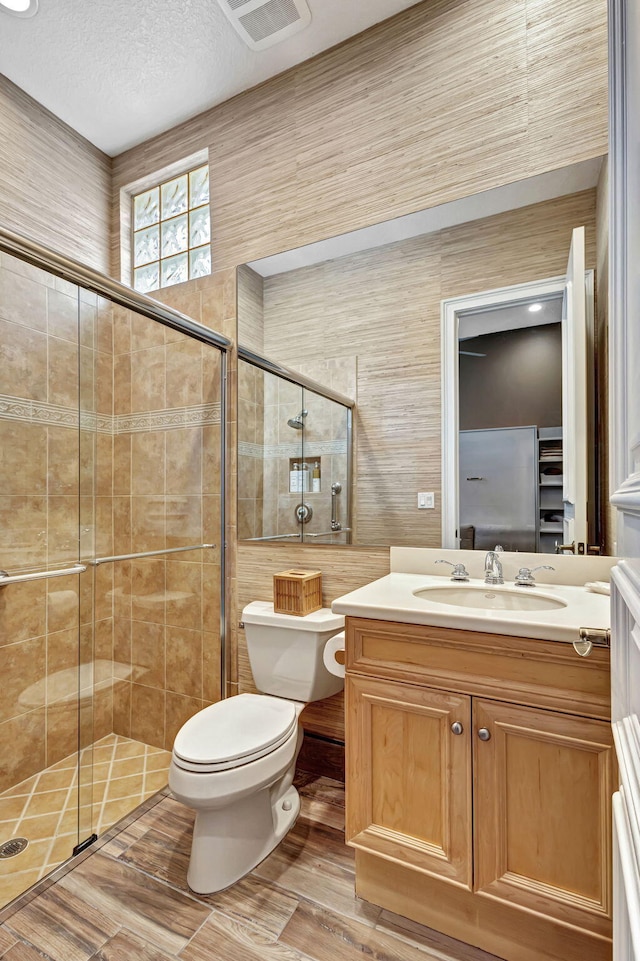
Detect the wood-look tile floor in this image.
<box><xmin>0</xmin><ymin>771</ymin><xmax>501</xmax><ymax>961</ymax></box>
<box><xmin>0</xmin><ymin>735</ymin><xmax>171</xmax><ymax>907</ymax></box>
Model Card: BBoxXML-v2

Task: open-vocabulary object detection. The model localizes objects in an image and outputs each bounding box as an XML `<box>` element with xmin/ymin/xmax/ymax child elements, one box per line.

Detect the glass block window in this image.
<box><xmin>132</xmin><ymin>165</ymin><xmax>211</xmax><ymax>293</ymax></box>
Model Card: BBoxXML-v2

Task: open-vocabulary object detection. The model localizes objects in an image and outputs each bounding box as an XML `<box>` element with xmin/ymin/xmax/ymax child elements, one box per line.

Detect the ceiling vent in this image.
<box><xmin>217</xmin><ymin>0</ymin><xmax>311</xmax><ymax>51</ymax></box>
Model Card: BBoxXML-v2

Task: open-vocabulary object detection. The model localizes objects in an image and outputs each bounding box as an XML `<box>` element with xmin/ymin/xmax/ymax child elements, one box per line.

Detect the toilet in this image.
<box><xmin>168</xmin><ymin>600</ymin><xmax>345</xmax><ymax>894</ymax></box>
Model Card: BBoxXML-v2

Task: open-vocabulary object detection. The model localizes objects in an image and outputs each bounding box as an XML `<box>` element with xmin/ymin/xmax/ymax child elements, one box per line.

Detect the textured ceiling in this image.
<box><xmin>0</xmin><ymin>0</ymin><xmax>424</xmax><ymax>156</ymax></box>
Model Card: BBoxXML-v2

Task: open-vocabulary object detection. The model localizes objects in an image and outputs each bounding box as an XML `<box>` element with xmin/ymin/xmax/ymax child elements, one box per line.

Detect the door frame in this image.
<box><xmin>441</xmin><ymin>272</ymin><xmax>595</xmax><ymax>549</ymax></box>
<box><xmin>609</xmin><ymin>0</ymin><xmax>640</xmax><ymax>558</ymax></box>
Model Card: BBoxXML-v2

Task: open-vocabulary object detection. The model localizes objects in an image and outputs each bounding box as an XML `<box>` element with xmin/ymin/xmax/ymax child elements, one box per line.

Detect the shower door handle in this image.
<box><xmin>0</xmin><ymin>563</ymin><xmax>86</xmax><ymax>586</ymax></box>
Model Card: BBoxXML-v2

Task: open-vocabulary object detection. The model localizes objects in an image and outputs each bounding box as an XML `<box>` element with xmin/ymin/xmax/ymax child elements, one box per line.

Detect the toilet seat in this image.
<box><xmin>172</xmin><ymin>693</ymin><xmax>298</xmax><ymax>773</ymax></box>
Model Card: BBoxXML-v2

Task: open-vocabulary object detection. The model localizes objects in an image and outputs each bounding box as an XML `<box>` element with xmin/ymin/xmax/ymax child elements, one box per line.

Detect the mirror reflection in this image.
<box><xmin>458</xmin><ymin>296</ymin><xmax>564</xmax><ymax>554</ymax></box>
<box><xmin>237</xmin><ymin>357</ymin><xmax>353</xmax><ymax>543</ymax></box>
<box><xmin>237</xmin><ymin>159</ymin><xmax>609</xmax><ymax>552</ymax></box>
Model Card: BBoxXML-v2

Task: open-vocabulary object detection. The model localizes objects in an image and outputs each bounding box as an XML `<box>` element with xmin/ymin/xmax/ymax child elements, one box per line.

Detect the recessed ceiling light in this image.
<box><xmin>0</xmin><ymin>0</ymin><xmax>38</xmax><ymax>17</ymax></box>
<box><xmin>528</xmin><ymin>303</ymin><xmax>543</xmax><ymax>313</ymax></box>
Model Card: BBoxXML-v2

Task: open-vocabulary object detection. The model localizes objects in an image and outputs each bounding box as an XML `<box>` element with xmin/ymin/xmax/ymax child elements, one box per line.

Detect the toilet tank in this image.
<box><xmin>242</xmin><ymin>601</ymin><xmax>345</xmax><ymax>702</ymax></box>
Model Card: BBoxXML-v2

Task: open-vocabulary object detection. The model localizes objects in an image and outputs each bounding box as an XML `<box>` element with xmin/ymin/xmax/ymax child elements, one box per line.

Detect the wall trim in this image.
<box><xmin>608</xmin><ymin>0</ymin><xmax>629</xmax><ymax>518</ymax></box>
<box><xmin>611</xmin><ymin>477</ymin><xmax>640</xmax><ymax>518</ymax></box>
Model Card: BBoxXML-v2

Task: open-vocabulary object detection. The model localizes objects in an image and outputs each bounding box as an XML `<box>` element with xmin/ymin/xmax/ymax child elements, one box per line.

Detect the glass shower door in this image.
<box><xmin>0</xmin><ymin>253</ymin><xmax>88</xmax><ymax>906</ymax></box>
<box><xmin>96</xmin><ymin>303</ymin><xmax>225</xmax><ymax>798</ymax></box>
<box><xmin>0</xmin><ymin>241</ymin><xmax>226</xmax><ymax>909</ymax></box>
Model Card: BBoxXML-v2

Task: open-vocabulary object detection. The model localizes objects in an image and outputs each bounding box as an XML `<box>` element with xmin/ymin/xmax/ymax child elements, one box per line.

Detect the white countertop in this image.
<box><xmin>331</xmin><ymin>572</ymin><xmax>611</xmax><ymax>644</ymax></box>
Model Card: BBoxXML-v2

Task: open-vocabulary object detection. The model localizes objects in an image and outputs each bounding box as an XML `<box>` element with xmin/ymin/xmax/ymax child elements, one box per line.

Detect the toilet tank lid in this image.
<box><xmin>242</xmin><ymin>600</ymin><xmax>345</xmax><ymax>631</ymax></box>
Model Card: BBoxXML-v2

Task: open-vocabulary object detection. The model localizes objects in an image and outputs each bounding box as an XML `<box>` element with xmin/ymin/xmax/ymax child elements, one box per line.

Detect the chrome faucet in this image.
<box><xmin>484</xmin><ymin>545</ymin><xmax>504</xmax><ymax>585</ymax></box>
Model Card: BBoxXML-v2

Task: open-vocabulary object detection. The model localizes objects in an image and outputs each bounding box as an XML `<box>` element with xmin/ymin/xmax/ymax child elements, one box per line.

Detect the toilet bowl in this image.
<box><xmin>169</xmin><ymin>602</ymin><xmax>345</xmax><ymax>894</ymax></box>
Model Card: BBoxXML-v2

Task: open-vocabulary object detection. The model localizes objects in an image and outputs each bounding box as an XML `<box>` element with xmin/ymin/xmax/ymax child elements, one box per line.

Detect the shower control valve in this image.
<box><xmin>295</xmin><ymin>503</ymin><xmax>313</xmax><ymax>525</ymax></box>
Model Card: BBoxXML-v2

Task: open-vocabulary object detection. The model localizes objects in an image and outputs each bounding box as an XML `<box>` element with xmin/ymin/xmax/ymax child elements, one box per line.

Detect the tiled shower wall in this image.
<box><xmin>109</xmin><ymin>305</ymin><xmax>223</xmax><ymax>751</ymax></box>
<box><xmin>237</xmin><ymin>372</ymin><xmax>352</xmax><ymax>543</ymax></box>
<box><xmin>237</xmin><ymin>361</ymin><xmax>264</xmax><ymax>541</ymax></box>
<box><xmin>137</xmin><ymin>271</ymin><xmax>239</xmax><ymax>701</ymax></box>
<box><xmin>277</xmin><ymin>359</ymin><xmax>354</xmax><ymax>542</ymax></box>
<box><xmin>237</xmin><ymin>265</ymin><xmax>264</xmax><ymax>541</ymax></box>
<box><xmin>260</xmin><ymin>369</ymin><xmax>352</xmax><ymax>542</ymax></box>
<box><xmin>0</xmin><ymin>253</ymin><xmax>230</xmax><ymax>791</ymax></box>
<box><xmin>0</xmin><ymin>252</ymin><xmax>114</xmax><ymax>793</ymax></box>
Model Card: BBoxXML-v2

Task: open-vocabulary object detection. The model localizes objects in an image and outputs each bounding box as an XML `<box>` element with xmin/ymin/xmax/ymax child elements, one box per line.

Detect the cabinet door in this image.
<box><xmin>346</xmin><ymin>674</ymin><xmax>472</xmax><ymax>888</ymax></box>
<box><xmin>474</xmin><ymin>698</ymin><xmax>614</xmax><ymax>938</ymax></box>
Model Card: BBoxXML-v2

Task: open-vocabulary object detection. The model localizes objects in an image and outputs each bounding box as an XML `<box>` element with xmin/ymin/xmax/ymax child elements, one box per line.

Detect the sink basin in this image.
<box><xmin>413</xmin><ymin>585</ymin><xmax>567</xmax><ymax>612</ymax></box>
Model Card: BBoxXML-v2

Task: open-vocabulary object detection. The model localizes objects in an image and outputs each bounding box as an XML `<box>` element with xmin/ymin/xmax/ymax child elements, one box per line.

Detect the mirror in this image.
<box><xmin>237</xmin><ymin>157</ymin><xmax>610</xmax><ymax>552</ymax></box>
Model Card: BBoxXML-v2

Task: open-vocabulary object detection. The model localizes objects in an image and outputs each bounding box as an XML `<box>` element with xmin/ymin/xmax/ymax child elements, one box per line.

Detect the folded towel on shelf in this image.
<box><xmin>585</xmin><ymin>581</ymin><xmax>610</xmax><ymax>595</ymax></box>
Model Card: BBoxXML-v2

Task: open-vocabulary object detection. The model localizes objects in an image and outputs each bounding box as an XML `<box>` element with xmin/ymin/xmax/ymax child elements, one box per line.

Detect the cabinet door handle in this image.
<box><xmin>451</xmin><ymin>721</ymin><xmax>463</xmax><ymax>735</ymax></box>
<box><xmin>478</xmin><ymin>727</ymin><xmax>491</xmax><ymax>741</ymax></box>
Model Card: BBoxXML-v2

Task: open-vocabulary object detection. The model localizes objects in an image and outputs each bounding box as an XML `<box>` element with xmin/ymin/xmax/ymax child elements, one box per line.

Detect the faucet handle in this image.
<box><xmin>515</xmin><ymin>565</ymin><xmax>555</xmax><ymax>586</ymax></box>
<box><xmin>493</xmin><ymin>545</ymin><xmax>504</xmax><ymax>553</ymax></box>
<box><xmin>435</xmin><ymin>559</ymin><xmax>470</xmax><ymax>581</ymax></box>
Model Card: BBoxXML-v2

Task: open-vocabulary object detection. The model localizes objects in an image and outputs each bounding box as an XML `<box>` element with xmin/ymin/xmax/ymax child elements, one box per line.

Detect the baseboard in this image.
<box><xmin>298</xmin><ymin>732</ymin><xmax>345</xmax><ymax>782</ymax></box>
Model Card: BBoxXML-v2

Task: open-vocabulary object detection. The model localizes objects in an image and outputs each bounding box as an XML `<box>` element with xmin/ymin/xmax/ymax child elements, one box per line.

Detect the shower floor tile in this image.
<box><xmin>0</xmin><ymin>734</ymin><xmax>171</xmax><ymax>907</ymax></box>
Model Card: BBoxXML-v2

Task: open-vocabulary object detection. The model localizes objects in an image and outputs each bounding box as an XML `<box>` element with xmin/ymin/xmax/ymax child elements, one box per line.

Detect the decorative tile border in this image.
<box><xmin>0</xmin><ymin>393</ymin><xmax>220</xmax><ymax>434</ymax></box>
<box><xmin>0</xmin><ymin>394</ymin><xmax>82</xmax><ymax>429</ymax></box>
<box><xmin>239</xmin><ymin>440</ymin><xmax>347</xmax><ymax>458</ymax></box>
<box><xmin>116</xmin><ymin>404</ymin><xmax>221</xmax><ymax>433</ymax></box>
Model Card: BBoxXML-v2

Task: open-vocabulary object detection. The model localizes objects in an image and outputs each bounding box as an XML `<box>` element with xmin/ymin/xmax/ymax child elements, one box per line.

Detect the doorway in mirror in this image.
<box><xmin>442</xmin><ymin>230</ymin><xmax>595</xmax><ymax>556</ymax></box>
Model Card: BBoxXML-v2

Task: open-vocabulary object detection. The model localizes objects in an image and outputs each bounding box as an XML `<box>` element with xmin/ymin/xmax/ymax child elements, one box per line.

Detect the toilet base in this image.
<box><xmin>187</xmin><ymin>782</ymin><xmax>301</xmax><ymax>894</ymax></box>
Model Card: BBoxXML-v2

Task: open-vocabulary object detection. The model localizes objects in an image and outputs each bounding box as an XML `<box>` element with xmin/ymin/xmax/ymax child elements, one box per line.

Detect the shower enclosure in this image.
<box><xmin>237</xmin><ymin>347</ymin><xmax>353</xmax><ymax>544</ymax></box>
<box><xmin>0</xmin><ymin>230</ymin><xmax>227</xmax><ymax>908</ymax></box>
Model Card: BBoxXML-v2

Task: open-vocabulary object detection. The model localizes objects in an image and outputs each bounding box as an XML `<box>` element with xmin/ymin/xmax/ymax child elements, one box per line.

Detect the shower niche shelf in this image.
<box><xmin>288</xmin><ymin>456</ymin><xmax>322</xmax><ymax>493</ymax></box>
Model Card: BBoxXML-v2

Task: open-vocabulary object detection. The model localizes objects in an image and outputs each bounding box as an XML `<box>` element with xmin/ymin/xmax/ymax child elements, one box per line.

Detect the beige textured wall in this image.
<box><xmin>111</xmin><ymin>0</ymin><xmax>608</xmax><ymax>278</ymax></box>
<box><xmin>237</xmin><ymin>265</ymin><xmax>264</xmax><ymax>354</ymax></box>
<box><xmin>0</xmin><ymin>75</ymin><xmax>111</xmax><ymax>272</ymax></box>
<box><xmin>237</xmin><ymin>544</ymin><xmax>391</xmax><ymax>739</ymax></box>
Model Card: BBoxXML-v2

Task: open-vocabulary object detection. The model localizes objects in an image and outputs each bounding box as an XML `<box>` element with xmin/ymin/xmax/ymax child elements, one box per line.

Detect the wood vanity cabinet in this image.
<box><xmin>345</xmin><ymin>616</ymin><xmax>615</xmax><ymax>961</ymax></box>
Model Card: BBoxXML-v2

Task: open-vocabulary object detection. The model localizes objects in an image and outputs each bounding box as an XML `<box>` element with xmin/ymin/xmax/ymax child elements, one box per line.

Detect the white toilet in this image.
<box><xmin>169</xmin><ymin>600</ymin><xmax>345</xmax><ymax>894</ymax></box>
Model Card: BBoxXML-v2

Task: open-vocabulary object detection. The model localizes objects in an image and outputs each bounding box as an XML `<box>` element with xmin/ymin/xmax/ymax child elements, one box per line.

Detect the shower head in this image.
<box><xmin>287</xmin><ymin>409</ymin><xmax>308</xmax><ymax>430</ymax></box>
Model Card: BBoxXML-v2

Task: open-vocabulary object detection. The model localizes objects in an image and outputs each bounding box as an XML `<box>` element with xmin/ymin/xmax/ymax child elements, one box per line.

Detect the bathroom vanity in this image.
<box><xmin>333</xmin><ymin>548</ymin><xmax>617</xmax><ymax>961</ymax></box>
